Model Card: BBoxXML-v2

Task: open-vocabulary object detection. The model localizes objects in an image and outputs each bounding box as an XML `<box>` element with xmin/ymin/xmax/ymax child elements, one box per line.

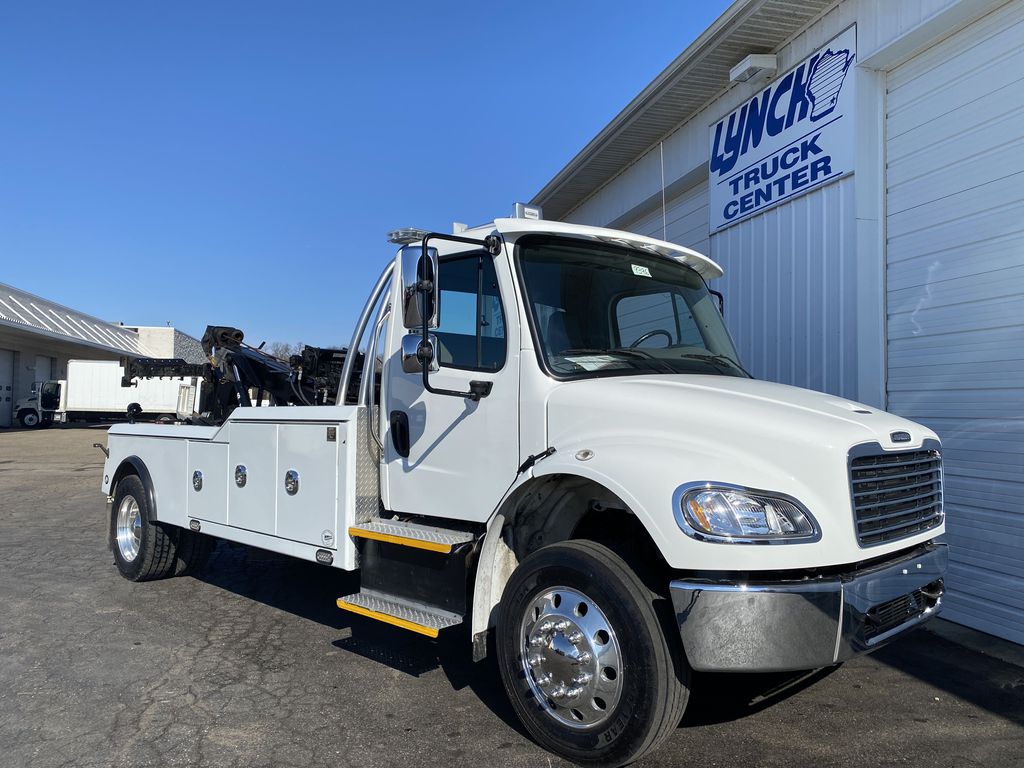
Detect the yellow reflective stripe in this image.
<box><xmin>335</xmin><ymin>598</ymin><xmax>439</xmax><ymax>638</ymax></box>
<box><xmin>347</xmin><ymin>526</ymin><xmax>452</xmax><ymax>554</ymax></box>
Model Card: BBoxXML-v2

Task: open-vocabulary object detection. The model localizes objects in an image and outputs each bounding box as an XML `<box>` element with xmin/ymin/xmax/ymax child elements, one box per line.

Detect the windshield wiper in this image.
<box><xmin>559</xmin><ymin>347</ymin><xmax>648</xmax><ymax>359</ymax></box>
<box><xmin>558</xmin><ymin>347</ymin><xmax>678</xmax><ymax>374</ymax></box>
<box><xmin>676</xmin><ymin>352</ymin><xmax>752</xmax><ymax>377</ymax></box>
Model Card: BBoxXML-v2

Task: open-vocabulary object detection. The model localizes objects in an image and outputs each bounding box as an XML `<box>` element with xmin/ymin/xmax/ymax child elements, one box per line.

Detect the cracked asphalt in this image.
<box><xmin>0</xmin><ymin>426</ymin><xmax>1022</xmax><ymax>768</ymax></box>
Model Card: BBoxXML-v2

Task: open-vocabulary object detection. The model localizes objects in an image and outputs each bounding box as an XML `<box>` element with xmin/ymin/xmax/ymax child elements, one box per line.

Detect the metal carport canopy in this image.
<box><xmin>0</xmin><ymin>281</ymin><xmax>155</xmax><ymax>358</ymax></box>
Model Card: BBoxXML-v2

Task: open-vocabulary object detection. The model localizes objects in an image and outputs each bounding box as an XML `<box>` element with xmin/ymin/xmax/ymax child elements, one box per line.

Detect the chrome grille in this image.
<box><xmin>850</xmin><ymin>447</ymin><xmax>943</xmax><ymax>547</ymax></box>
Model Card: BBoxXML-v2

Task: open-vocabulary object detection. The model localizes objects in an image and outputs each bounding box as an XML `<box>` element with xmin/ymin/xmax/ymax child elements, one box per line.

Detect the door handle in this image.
<box><xmin>389</xmin><ymin>411</ymin><xmax>410</xmax><ymax>458</ymax></box>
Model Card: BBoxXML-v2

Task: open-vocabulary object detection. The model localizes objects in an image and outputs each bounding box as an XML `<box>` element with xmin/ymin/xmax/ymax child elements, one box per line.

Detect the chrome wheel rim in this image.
<box><xmin>519</xmin><ymin>586</ymin><xmax>623</xmax><ymax>729</ymax></box>
<box><xmin>116</xmin><ymin>495</ymin><xmax>142</xmax><ymax>562</ymax></box>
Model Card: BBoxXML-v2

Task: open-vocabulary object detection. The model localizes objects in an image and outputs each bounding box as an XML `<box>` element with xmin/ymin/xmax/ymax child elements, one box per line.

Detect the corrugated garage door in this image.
<box><xmin>886</xmin><ymin>0</ymin><xmax>1024</xmax><ymax>644</ymax></box>
<box><xmin>0</xmin><ymin>349</ymin><xmax>13</xmax><ymax>428</ymax></box>
<box><xmin>622</xmin><ymin>181</ymin><xmax>710</xmax><ymax>255</ymax></box>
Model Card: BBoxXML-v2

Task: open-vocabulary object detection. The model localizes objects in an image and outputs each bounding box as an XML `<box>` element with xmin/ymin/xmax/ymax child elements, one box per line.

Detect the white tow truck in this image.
<box><xmin>99</xmin><ymin>210</ymin><xmax>947</xmax><ymax>766</ymax></box>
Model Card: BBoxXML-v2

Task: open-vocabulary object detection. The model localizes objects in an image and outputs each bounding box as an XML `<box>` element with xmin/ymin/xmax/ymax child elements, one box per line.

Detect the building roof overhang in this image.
<box><xmin>531</xmin><ymin>0</ymin><xmax>837</xmax><ymax>220</ymax></box>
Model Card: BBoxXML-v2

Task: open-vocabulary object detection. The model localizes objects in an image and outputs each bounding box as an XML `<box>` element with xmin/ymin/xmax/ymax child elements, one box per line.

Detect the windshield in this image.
<box><xmin>517</xmin><ymin>236</ymin><xmax>748</xmax><ymax>379</ymax></box>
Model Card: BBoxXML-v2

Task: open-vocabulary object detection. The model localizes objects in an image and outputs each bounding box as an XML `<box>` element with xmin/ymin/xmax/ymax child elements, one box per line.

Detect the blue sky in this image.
<box><xmin>0</xmin><ymin>1</ymin><xmax>731</xmax><ymax>347</ymax></box>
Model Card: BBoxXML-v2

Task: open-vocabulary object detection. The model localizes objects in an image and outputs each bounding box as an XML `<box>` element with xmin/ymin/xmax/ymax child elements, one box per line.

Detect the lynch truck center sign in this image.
<box><xmin>709</xmin><ymin>26</ymin><xmax>856</xmax><ymax>231</ymax></box>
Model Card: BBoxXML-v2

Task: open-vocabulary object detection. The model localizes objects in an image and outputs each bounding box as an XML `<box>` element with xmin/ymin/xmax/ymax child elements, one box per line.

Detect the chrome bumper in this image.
<box><xmin>670</xmin><ymin>543</ymin><xmax>947</xmax><ymax>673</ymax></box>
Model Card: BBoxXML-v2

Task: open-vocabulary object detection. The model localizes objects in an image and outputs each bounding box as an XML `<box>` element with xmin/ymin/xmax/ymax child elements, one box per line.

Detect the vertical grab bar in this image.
<box><xmin>337</xmin><ymin>262</ymin><xmax>395</xmax><ymax>405</ymax></box>
<box><xmin>364</xmin><ymin>304</ymin><xmax>390</xmax><ymax>452</ymax></box>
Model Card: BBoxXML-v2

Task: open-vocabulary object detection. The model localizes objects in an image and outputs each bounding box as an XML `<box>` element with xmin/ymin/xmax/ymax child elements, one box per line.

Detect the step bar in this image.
<box><xmin>348</xmin><ymin>519</ymin><xmax>475</xmax><ymax>554</ymax></box>
<box><xmin>337</xmin><ymin>590</ymin><xmax>463</xmax><ymax>638</ymax></box>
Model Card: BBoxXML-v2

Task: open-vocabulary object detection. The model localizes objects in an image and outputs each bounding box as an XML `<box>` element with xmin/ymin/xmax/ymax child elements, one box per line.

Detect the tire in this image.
<box><xmin>497</xmin><ymin>540</ymin><xmax>689</xmax><ymax>768</ymax></box>
<box><xmin>109</xmin><ymin>474</ymin><xmax>179</xmax><ymax>581</ymax></box>
<box><xmin>173</xmin><ymin>530</ymin><xmax>215</xmax><ymax>576</ymax></box>
<box><xmin>18</xmin><ymin>410</ymin><xmax>39</xmax><ymax>428</ymax></box>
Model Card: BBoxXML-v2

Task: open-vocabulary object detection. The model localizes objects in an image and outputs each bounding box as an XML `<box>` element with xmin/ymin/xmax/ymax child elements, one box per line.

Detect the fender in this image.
<box><xmin>110</xmin><ymin>456</ymin><xmax>159</xmax><ymax>521</ymax></box>
<box><xmin>469</xmin><ymin>446</ymin><xmax>667</xmax><ymax>659</ymax></box>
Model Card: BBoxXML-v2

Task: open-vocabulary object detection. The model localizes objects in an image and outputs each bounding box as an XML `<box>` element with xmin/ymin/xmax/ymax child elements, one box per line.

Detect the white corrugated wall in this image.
<box><xmin>708</xmin><ymin>177</ymin><xmax>859</xmax><ymax>399</ymax></box>
<box><xmin>885</xmin><ymin>0</ymin><xmax>1024</xmax><ymax>644</ymax></box>
<box><xmin>620</xmin><ymin>182</ymin><xmax>710</xmax><ymax>256</ymax></box>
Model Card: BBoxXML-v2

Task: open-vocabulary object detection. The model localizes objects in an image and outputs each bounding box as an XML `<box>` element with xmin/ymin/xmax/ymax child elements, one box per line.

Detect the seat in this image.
<box><xmin>545</xmin><ymin>310</ymin><xmax>572</xmax><ymax>354</ymax></box>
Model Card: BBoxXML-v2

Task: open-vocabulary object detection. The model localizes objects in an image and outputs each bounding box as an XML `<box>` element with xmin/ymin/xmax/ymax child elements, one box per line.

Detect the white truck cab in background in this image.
<box><xmin>99</xmin><ymin>211</ymin><xmax>947</xmax><ymax>766</ymax></box>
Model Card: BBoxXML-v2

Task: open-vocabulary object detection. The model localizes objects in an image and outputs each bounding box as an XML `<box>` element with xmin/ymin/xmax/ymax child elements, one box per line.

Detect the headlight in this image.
<box><xmin>673</xmin><ymin>483</ymin><xmax>819</xmax><ymax>543</ymax></box>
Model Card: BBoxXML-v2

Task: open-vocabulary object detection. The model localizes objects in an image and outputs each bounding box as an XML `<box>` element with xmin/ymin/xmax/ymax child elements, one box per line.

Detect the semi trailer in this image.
<box><xmin>98</xmin><ymin>211</ymin><xmax>947</xmax><ymax>766</ymax></box>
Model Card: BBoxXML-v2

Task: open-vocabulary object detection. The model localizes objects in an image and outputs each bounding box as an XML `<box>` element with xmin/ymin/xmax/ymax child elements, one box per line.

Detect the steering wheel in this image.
<box><xmin>630</xmin><ymin>329</ymin><xmax>673</xmax><ymax>347</ymax></box>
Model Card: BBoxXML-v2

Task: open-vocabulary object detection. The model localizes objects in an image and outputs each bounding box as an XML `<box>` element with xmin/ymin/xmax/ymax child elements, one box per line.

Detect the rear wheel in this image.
<box><xmin>174</xmin><ymin>530</ymin><xmax>215</xmax><ymax>576</ymax></box>
<box><xmin>109</xmin><ymin>475</ymin><xmax>178</xmax><ymax>581</ymax></box>
<box><xmin>497</xmin><ymin>540</ymin><xmax>689</xmax><ymax>767</ymax></box>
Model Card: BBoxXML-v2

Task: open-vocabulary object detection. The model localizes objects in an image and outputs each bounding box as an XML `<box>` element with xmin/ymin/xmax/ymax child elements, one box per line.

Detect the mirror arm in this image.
<box><xmin>417</xmin><ymin>231</ymin><xmax>502</xmax><ymax>401</ymax></box>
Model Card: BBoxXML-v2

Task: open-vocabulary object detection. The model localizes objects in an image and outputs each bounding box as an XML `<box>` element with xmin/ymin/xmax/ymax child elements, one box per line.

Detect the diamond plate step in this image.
<box><xmin>336</xmin><ymin>589</ymin><xmax>463</xmax><ymax>638</ymax></box>
<box><xmin>348</xmin><ymin>519</ymin><xmax>476</xmax><ymax>554</ymax></box>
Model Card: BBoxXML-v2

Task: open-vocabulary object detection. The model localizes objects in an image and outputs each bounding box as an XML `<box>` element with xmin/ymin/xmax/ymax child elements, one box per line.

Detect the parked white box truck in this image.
<box><xmin>15</xmin><ymin>359</ymin><xmax>195</xmax><ymax>427</ymax></box>
<box><xmin>98</xmin><ymin>213</ymin><xmax>946</xmax><ymax>766</ymax></box>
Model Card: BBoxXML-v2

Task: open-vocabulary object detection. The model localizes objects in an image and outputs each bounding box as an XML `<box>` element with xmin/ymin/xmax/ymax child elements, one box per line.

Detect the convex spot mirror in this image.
<box><xmin>401</xmin><ymin>333</ymin><xmax>440</xmax><ymax>374</ymax></box>
<box><xmin>400</xmin><ymin>245</ymin><xmax>440</xmax><ymax>330</ymax></box>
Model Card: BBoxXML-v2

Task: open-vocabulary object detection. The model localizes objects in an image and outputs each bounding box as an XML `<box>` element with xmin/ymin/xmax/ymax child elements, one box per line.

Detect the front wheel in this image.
<box><xmin>18</xmin><ymin>410</ymin><xmax>40</xmax><ymax>428</ymax></box>
<box><xmin>497</xmin><ymin>540</ymin><xmax>689</xmax><ymax>767</ymax></box>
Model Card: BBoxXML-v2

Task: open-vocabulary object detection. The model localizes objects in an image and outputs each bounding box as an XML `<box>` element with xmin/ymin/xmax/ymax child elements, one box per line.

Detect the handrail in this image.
<box><xmin>364</xmin><ymin>304</ymin><xmax>390</xmax><ymax>452</ymax></box>
<box><xmin>337</xmin><ymin>262</ymin><xmax>394</xmax><ymax>404</ymax></box>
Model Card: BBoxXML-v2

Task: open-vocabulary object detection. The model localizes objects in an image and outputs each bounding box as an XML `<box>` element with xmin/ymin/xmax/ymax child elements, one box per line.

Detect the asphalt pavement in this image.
<box><xmin>0</xmin><ymin>426</ymin><xmax>1022</xmax><ymax>767</ymax></box>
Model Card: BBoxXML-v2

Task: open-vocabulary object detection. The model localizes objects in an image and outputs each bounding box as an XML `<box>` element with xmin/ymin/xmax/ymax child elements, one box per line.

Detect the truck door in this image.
<box><xmin>39</xmin><ymin>381</ymin><xmax>61</xmax><ymax>414</ymax></box>
<box><xmin>382</xmin><ymin>248</ymin><xmax>520</xmax><ymax>523</ymax></box>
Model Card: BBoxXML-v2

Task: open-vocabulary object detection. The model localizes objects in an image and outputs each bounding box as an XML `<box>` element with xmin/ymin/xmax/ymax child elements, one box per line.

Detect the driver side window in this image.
<box><xmin>614</xmin><ymin>291</ymin><xmax>704</xmax><ymax>348</ymax></box>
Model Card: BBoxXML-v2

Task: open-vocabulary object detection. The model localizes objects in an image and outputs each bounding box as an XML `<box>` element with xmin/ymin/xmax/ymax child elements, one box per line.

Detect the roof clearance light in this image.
<box><xmin>729</xmin><ymin>53</ymin><xmax>778</xmax><ymax>83</ymax></box>
<box><xmin>512</xmin><ymin>203</ymin><xmax>543</xmax><ymax>220</ymax></box>
<box><xmin>387</xmin><ymin>228</ymin><xmax>430</xmax><ymax>245</ymax></box>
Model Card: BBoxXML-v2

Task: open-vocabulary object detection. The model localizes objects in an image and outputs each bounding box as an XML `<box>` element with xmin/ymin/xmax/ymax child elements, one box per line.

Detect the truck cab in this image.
<box><xmin>99</xmin><ymin>214</ymin><xmax>946</xmax><ymax>766</ymax></box>
<box><xmin>14</xmin><ymin>379</ymin><xmax>61</xmax><ymax>427</ymax></box>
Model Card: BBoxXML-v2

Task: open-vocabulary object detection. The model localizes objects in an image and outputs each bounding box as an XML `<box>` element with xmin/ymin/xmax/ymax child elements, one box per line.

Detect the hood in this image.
<box><xmin>547</xmin><ymin>374</ymin><xmax>933</xmax><ymax>454</ymax></box>
<box><xmin>543</xmin><ymin>375</ymin><xmax>940</xmax><ymax>571</ymax></box>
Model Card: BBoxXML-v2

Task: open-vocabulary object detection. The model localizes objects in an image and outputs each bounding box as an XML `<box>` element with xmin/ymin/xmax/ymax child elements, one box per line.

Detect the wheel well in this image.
<box><xmin>110</xmin><ymin>457</ymin><xmax>158</xmax><ymax>520</ymax></box>
<box><xmin>470</xmin><ymin>473</ymin><xmax>673</xmax><ymax>659</ymax></box>
<box><xmin>499</xmin><ymin>474</ymin><xmax>669</xmax><ymax>582</ymax></box>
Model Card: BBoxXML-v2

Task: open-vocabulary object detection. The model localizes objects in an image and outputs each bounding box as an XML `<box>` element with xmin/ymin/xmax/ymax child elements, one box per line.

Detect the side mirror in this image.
<box><xmin>401</xmin><ymin>333</ymin><xmax>439</xmax><ymax>373</ymax></box>
<box><xmin>400</xmin><ymin>245</ymin><xmax>440</xmax><ymax>329</ymax></box>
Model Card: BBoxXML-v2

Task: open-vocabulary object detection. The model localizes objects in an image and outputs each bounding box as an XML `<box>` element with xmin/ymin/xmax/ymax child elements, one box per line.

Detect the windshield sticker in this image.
<box><xmin>563</xmin><ymin>355</ymin><xmax>632</xmax><ymax>371</ymax></box>
<box><xmin>631</xmin><ymin>264</ymin><xmax>652</xmax><ymax>278</ymax></box>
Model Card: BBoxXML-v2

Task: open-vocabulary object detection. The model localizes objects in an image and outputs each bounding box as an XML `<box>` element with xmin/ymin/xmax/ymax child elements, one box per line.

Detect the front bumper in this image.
<box><xmin>670</xmin><ymin>543</ymin><xmax>947</xmax><ymax>672</ymax></box>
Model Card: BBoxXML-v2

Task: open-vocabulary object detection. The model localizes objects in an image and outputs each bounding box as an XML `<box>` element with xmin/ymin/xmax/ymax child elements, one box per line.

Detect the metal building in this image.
<box><xmin>533</xmin><ymin>0</ymin><xmax>1024</xmax><ymax>643</ymax></box>
<box><xmin>0</xmin><ymin>281</ymin><xmax>203</xmax><ymax>428</ymax></box>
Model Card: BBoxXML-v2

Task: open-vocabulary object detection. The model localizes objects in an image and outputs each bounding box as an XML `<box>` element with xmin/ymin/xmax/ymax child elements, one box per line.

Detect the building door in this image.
<box><xmin>34</xmin><ymin>355</ymin><xmax>52</xmax><ymax>384</ymax></box>
<box><xmin>885</xmin><ymin>0</ymin><xmax>1024</xmax><ymax>644</ymax></box>
<box><xmin>0</xmin><ymin>350</ymin><xmax>14</xmax><ymax>427</ymax></box>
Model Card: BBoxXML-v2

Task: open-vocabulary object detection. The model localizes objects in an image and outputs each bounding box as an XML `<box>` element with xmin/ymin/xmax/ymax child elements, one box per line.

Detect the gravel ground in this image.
<box><xmin>0</xmin><ymin>426</ymin><xmax>1022</xmax><ymax>767</ymax></box>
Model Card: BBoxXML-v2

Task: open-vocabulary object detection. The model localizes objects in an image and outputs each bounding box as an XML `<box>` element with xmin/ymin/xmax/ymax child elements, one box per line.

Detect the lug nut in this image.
<box><xmin>566</xmin><ymin>686</ymin><xmax>584</xmax><ymax>699</ymax></box>
<box><xmin>577</xmin><ymin>651</ymin><xmax>593</xmax><ymax>664</ymax></box>
<box><xmin>554</xmin><ymin>620</ymin><xmax>571</xmax><ymax>632</ymax></box>
<box><xmin>528</xmin><ymin>654</ymin><xmax>543</xmax><ymax>668</ymax></box>
<box><xmin>537</xmin><ymin>620</ymin><xmax>554</xmax><ymax>633</ymax></box>
<box><xmin>567</xmin><ymin>631</ymin><xmax>583</xmax><ymax>644</ymax></box>
<box><xmin>529</xmin><ymin>634</ymin><xmax>547</xmax><ymax>648</ymax></box>
<box><xmin>572</xmin><ymin>672</ymin><xmax>592</xmax><ymax>685</ymax></box>
<box><xmin>535</xmin><ymin>672</ymin><xmax>553</xmax><ymax>685</ymax></box>
<box><xmin>551</xmin><ymin>684</ymin><xmax>568</xmax><ymax>699</ymax></box>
